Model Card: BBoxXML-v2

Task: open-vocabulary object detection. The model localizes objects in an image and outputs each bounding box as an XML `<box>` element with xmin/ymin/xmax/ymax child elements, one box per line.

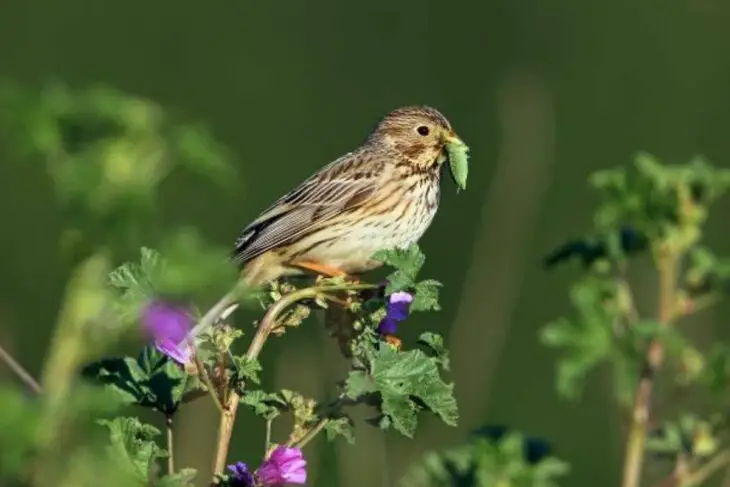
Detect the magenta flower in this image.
<box><xmin>141</xmin><ymin>300</ymin><xmax>194</xmax><ymax>365</ymax></box>
<box><xmin>255</xmin><ymin>446</ymin><xmax>307</xmax><ymax>486</ymax></box>
<box><xmin>377</xmin><ymin>291</ymin><xmax>414</xmax><ymax>335</ymax></box>
<box><xmin>227</xmin><ymin>462</ymin><xmax>255</xmax><ymax>487</ymax></box>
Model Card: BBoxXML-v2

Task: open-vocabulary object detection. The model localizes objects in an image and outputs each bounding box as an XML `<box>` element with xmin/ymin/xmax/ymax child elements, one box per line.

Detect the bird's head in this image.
<box><xmin>369</xmin><ymin>105</ymin><xmax>462</xmax><ymax>168</ymax></box>
<box><xmin>369</xmin><ymin>105</ymin><xmax>468</xmax><ymax>191</ymax></box>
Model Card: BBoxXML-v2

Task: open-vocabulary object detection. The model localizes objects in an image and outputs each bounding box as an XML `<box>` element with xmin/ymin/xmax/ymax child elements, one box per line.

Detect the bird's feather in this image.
<box><xmin>232</xmin><ymin>149</ymin><xmax>385</xmax><ymax>266</ymax></box>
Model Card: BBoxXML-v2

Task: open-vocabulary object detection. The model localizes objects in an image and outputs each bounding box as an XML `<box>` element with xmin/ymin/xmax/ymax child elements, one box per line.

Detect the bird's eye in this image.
<box><xmin>416</xmin><ymin>125</ymin><xmax>430</xmax><ymax>136</ymax></box>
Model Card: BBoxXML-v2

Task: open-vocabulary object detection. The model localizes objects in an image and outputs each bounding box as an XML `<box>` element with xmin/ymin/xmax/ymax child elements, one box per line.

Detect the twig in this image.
<box><xmin>209</xmin><ymin>282</ymin><xmax>377</xmax><ymax>481</ymax></box>
<box><xmin>265</xmin><ymin>418</ymin><xmax>273</xmax><ymax>456</ymax></box>
<box><xmin>292</xmin><ymin>418</ymin><xmax>329</xmax><ymax>449</ymax></box>
<box><xmin>0</xmin><ymin>343</ymin><xmax>42</xmax><ymax>394</ymax></box>
<box><xmin>166</xmin><ymin>414</ymin><xmax>175</xmax><ymax>474</ymax></box>
<box><xmin>680</xmin><ymin>449</ymin><xmax>730</xmax><ymax>487</ymax></box>
<box><xmin>621</xmin><ymin>249</ymin><xmax>679</xmax><ymax>487</ymax></box>
<box><xmin>193</xmin><ymin>352</ymin><xmax>225</xmax><ymax>414</ymax></box>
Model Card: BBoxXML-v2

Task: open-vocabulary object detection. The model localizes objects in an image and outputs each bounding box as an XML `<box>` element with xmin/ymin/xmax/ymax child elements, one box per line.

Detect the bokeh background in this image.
<box><xmin>2</xmin><ymin>1</ymin><xmax>730</xmax><ymax>486</ymax></box>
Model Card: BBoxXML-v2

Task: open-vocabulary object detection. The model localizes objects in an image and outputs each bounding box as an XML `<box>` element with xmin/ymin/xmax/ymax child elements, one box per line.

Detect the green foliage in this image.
<box><xmin>82</xmin><ymin>345</ymin><xmax>202</xmax><ymax>414</ymax></box>
<box><xmin>108</xmin><ymin>234</ymin><xmax>237</xmax><ymax>325</ymax></box>
<box><xmin>345</xmin><ymin>342</ymin><xmax>457</xmax><ymax>438</ymax></box>
<box><xmin>402</xmin><ymin>431</ymin><xmax>569</xmax><ymax>487</ymax></box>
<box><xmin>0</xmin><ymin>81</ymin><xmax>234</xmax><ymax>255</ymax></box>
<box><xmin>0</xmin><ymin>386</ymin><xmax>41</xmax><ymax>479</ymax></box>
<box><xmin>374</xmin><ymin>244</ymin><xmax>443</xmax><ymax>311</ymax></box>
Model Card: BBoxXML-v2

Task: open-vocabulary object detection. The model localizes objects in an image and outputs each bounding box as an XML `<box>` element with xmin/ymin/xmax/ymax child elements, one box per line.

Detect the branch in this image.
<box><xmin>621</xmin><ymin>248</ymin><xmax>679</xmax><ymax>487</ymax></box>
<box><xmin>0</xmin><ymin>343</ymin><xmax>42</xmax><ymax>395</ymax></box>
<box><xmin>209</xmin><ymin>282</ymin><xmax>377</xmax><ymax>482</ymax></box>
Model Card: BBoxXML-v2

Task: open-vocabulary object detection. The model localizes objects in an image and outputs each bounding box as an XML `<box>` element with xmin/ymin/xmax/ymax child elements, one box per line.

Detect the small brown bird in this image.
<box><xmin>232</xmin><ymin>105</ymin><xmax>463</xmax><ymax>286</ymax></box>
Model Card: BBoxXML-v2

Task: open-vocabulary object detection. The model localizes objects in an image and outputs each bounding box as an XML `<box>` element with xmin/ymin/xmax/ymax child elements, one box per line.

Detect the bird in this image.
<box><xmin>196</xmin><ymin>106</ymin><xmax>465</xmax><ymax>346</ymax></box>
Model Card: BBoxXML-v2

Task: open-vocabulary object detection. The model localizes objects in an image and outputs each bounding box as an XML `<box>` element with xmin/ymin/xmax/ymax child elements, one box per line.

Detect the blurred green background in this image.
<box><xmin>2</xmin><ymin>0</ymin><xmax>730</xmax><ymax>486</ymax></box>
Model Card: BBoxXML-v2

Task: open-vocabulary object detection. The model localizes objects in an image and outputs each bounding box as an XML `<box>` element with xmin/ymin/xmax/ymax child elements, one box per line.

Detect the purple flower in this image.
<box><xmin>141</xmin><ymin>300</ymin><xmax>194</xmax><ymax>365</ymax></box>
<box><xmin>255</xmin><ymin>446</ymin><xmax>307</xmax><ymax>486</ymax></box>
<box><xmin>377</xmin><ymin>291</ymin><xmax>414</xmax><ymax>335</ymax></box>
<box><xmin>227</xmin><ymin>462</ymin><xmax>255</xmax><ymax>487</ymax></box>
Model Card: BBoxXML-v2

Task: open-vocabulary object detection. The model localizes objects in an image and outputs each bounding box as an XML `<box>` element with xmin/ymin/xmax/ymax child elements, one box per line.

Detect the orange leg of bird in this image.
<box><xmin>294</xmin><ymin>260</ymin><xmax>349</xmax><ymax>278</ymax></box>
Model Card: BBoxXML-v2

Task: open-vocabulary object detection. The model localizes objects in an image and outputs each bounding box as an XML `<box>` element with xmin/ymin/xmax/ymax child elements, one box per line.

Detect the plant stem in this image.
<box><xmin>292</xmin><ymin>418</ymin><xmax>329</xmax><ymax>449</ymax></box>
<box><xmin>193</xmin><ymin>351</ymin><xmax>224</xmax><ymax>413</ymax></box>
<box><xmin>621</xmin><ymin>249</ymin><xmax>678</xmax><ymax>487</ymax></box>
<box><xmin>679</xmin><ymin>449</ymin><xmax>730</xmax><ymax>487</ymax></box>
<box><xmin>166</xmin><ymin>415</ymin><xmax>175</xmax><ymax>474</ymax></box>
<box><xmin>0</xmin><ymin>343</ymin><xmax>42</xmax><ymax>394</ymax></box>
<box><xmin>265</xmin><ymin>418</ymin><xmax>273</xmax><ymax>456</ymax></box>
<box><xmin>209</xmin><ymin>282</ymin><xmax>377</xmax><ymax>482</ymax></box>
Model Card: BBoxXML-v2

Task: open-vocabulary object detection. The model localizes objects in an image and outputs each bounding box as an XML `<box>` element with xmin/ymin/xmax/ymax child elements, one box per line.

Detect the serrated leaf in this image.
<box><xmin>347</xmin><ymin>345</ymin><xmax>458</xmax><ymax>437</ymax></box>
<box><xmin>373</xmin><ymin>244</ymin><xmax>425</xmax><ymax>281</ymax></box>
<box><xmin>99</xmin><ymin>417</ymin><xmax>165</xmax><ymax>482</ymax></box>
<box><xmin>240</xmin><ymin>390</ymin><xmax>284</xmax><ymax>419</ymax></box>
<box><xmin>324</xmin><ymin>416</ymin><xmax>356</xmax><ymax>444</ymax></box>
<box><xmin>233</xmin><ymin>356</ymin><xmax>262</xmax><ymax>385</ymax></box>
<box><xmin>411</xmin><ymin>280</ymin><xmax>442</xmax><ymax>312</ymax></box>
<box><xmin>418</xmin><ymin>332</ymin><xmax>451</xmax><ymax>371</ymax></box>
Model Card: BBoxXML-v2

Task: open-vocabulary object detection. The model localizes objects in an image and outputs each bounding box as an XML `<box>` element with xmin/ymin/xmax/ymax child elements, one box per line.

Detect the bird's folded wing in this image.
<box><xmin>232</xmin><ymin>155</ymin><xmax>383</xmax><ymax>265</ymax></box>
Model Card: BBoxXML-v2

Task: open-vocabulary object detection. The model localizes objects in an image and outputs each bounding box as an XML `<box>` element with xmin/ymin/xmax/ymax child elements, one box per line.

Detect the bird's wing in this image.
<box><xmin>232</xmin><ymin>150</ymin><xmax>384</xmax><ymax>266</ymax></box>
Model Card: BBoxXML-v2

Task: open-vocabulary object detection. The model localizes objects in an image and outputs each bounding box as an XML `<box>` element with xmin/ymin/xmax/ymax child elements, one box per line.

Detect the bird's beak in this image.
<box><xmin>441</xmin><ymin>129</ymin><xmax>463</xmax><ymax>145</ymax></box>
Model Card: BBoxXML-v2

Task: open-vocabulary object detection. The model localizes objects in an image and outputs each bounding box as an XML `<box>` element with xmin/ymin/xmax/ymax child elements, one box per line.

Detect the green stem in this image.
<box><xmin>193</xmin><ymin>351</ymin><xmax>225</xmax><ymax>414</ymax></box>
<box><xmin>0</xmin><ymin>343</ymin><xmax>42</xmax><ymax>394</ymax></box>
<box><xmin>292</xmin><ymin>418</ymin><xmax>329</xmax><ymax>449</ymax></box>
<box><xmin>679</xmin><ymin>449</ymin><xmax>730</xmax><ymax>487</ymax></box>
<box><xmin>265</xmin><ymin>418</ymin><xmax>273</xmax><ymax>456</ymax></box>
<box><xmin>621</xmin><ymin>249</ymin><xmax>678</xmax><ymax>487</ymax></box>
<box><xmin>166</xmin><ymin>415</ymin><xmax>175</xmax><ymax>474</ymax></box>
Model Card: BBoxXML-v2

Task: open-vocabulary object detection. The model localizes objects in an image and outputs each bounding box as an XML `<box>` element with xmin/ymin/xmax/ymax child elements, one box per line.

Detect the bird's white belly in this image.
<box><xmin>302</xmin><ymin>205</ymin><xmax>437</xmax><ymax>273</ymax></box>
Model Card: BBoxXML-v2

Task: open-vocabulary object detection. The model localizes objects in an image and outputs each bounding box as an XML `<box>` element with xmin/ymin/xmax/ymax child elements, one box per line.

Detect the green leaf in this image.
<box><xmin>240</xmin><ymin>390</ymin><xmax>285</xmax><ymax>419</ymax></box>
<box><xmin>82</xmin><ymin>346</ymin><xmax>200</xmax><ymax>414</ymax></box>
<box><xmin>157</xmin><ymin>468</ymin><xmax>197</xmax><ymax>487</ymax></box>
<box><xmin>0</xmin><ymin>386</ymin><xmax>41</xmax><ymax>479</ymax></box>
<box><xmin>411</xmin><ymin>279</ymin><xmax>442</xmax><ymax>312</ymax></box>
<box><xmin>324</xmin><ymin>416</ymin><xmax>356</xmax><ymax>444</ymax></box>
<box><xmin>418</xmin><ymin>332</ymin><xmax>451</xmax><ymax>371</ymax></box>
<box><xmin>346</xmin><ymin>344</ymin><xmax>458</xmax><ymax>437</ymax></box>
<box><xmin>373</xmin><ymin>244</ymin><xmax>426</xmax><ymax>294</ymax></box>
<box><xmin>107</xmin><ymin>246</ymin><xmax>160</xmax><ymax>324</ymax></box>
<box><xmin>99</xmin><ymin>417</ymin><xmax>165</xmax><ymax>482</ymax></box>
<box><xmin>232</xmin><ymin>356</ymin><xmax>262</xmax><ymax>385</ymax></box>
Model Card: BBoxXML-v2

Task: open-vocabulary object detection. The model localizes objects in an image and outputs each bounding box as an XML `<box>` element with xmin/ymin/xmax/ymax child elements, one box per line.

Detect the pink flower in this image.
<box><xmin>141</xmin><ymin>300</ymin><xmax>194</xmax><ymax>365</ymax></box>
<box><xmin>256</xmin><ymin>446</ymin><xmax>307</xmax><ymax>485</ymax></box>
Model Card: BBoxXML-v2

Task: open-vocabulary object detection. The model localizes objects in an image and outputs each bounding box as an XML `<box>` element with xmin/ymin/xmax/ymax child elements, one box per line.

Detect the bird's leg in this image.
<box><xmin>294</xmin><ymin>260</ymin><xmax>349</xmax><ymax>279</ymax></box>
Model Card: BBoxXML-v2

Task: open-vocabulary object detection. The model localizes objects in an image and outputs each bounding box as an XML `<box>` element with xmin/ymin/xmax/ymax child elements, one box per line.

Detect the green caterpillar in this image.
<box><xmin>446</xmin><ymin>139</ymin><xmax>469</xmax><ymax>192</ymax></box>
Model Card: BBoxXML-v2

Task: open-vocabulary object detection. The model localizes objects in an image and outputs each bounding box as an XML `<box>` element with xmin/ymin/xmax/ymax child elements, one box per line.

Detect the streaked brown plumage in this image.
<box><xmin>232</xmin><ymin>105</ymin><xmax>463</xmax><ymax>287</ymax></box>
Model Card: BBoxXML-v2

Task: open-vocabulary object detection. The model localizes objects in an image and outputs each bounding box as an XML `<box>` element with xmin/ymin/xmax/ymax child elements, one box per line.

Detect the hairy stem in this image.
<box><xmin>209</xmin><ymin>282</ymin><xmax>377</xmax><ymax>482</ymax></box>
<box><xmin>193</xmin><ymin>351</ymin><xmax>225</xmax><ymax>414</ymax></box>
<box><xmin>166</xmin><ymin>415</ymin><xmax>175</xmax><ymax>474</ymax></box>
<box><xmin>292</xmin><ymin>418</ymin><xmax>329</xmax><ymax>449</ymax></box>
<box><xmin>0</xmin><ymin>343</ymin><xmax>42</xmax><ymax>394</ymax></box>
<box><xmin>265</xmin><ymin>418</ymin><xmax>273</xmax><ymax>456</ymax></box>
<box><xmin>621</xmin><ymin>248</ymin><xmax>678</xmax><ymax>487</ymax></box>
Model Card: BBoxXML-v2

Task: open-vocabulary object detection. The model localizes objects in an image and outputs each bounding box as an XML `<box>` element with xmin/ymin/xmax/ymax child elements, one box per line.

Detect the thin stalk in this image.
<box><xmin>193</xmin><ymin>351</ymin><xmax>225</xmax><ymax>414</ymax></box>
<box><xmin>621</xmin><ymin>249</ymin><xmax>678</xmax><ymax>487</ymax></box>
<box><xmin>166</xmin><ymin>415</ymin><xmax>175</xmax><ymax>474</ymax></box>
<box><xmin>679</xmin><ymin>449</ymin><xmax>730</xmax><ymax>487</ymax></box>
<box><xmin>0</xmin><ymin>343</ymin><xmax>42</xmax><ymax>394</ymax></box>
<box><xmin>265</xmin><ymin>418</ymin><xmax>273</xmax><ymax>456</ymax></box>
<box><xmin>209</xmin><ymin>282</ymin><xmax>377</xmax><ymax>481</ymax></box>
<box><xmin>292</xmin><ymin>418</ymin><xmax>329</xmax><ymax>449</ymax></box>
